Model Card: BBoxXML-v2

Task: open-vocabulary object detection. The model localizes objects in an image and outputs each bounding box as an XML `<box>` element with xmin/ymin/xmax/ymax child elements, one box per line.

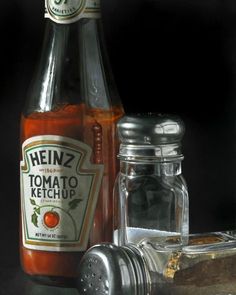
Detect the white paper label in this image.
<box><xmin>20</xmin><ymin>135</ymin><xmax>104</xmax><ymax>252</ymax></box>
<box><xmin>45</xmin><ymin>0</ymin><xmax>100</xmax><ymax>24</ymax></box>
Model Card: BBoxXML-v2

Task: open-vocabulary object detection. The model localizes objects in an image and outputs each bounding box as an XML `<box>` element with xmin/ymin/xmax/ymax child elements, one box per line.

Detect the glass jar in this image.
<box><xmin>77</xmin><ymin>231</ymin><xmax>236</xmax><ymax>295</ymax></box>
<box><xmin>113</xmin><ymin>114</ymin><xmax>189</xmax><ymax>246</ymax></box>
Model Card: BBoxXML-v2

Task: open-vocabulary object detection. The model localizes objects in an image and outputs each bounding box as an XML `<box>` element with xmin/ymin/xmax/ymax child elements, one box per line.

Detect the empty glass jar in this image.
<box><xmin>113</xmin><ymin>114</ymin><xmax>189</xmax><ymax>246</ymax></box>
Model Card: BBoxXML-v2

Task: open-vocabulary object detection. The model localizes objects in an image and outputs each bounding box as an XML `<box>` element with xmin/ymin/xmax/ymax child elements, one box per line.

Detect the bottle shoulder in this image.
<box><xmin>20</xmin><ymin>103</ymin><xmax>124</xmax><ymax>143</ymax></box>
<box><xmin>22</xmin><ymin>103</ymin><xmax>124</xmax><ymax>121</ymax></box>
<box><xmin>24</xmin><ymin>19</ymin><xmax>124</xmax><ymax>115</ymax></box>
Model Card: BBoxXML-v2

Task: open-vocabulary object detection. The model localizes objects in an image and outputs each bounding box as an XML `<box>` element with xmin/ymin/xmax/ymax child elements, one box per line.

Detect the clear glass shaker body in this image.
<box><xmin>114</xmin><ymin>159</ymin><xmax>189</xmax><ymax>245</ymax></box>
<box><xmin>113</xmin><ymin>114</ymin><xmax>189</xmax><ymax>246</ymax></box>
<box><xmin>136</xmin><ymin>231</ymin><xmax>236</xmax><ymax>294</ymax></box>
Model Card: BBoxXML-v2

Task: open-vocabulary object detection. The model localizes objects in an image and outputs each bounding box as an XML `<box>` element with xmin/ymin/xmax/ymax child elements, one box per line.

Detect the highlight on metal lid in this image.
<box><xmin>77</xmin><ymin>243</ymin><xmax>146</xmax><ymax>295</ymax></box>
<box><xmin>117</xmin><ymin>113</ymin><xmax>185</xmax><ymax>160</ymax></box>
<box><xmin>117</xmin><ymin>113</ymin><xmax>185</xmax><ymax>145</ymax></box>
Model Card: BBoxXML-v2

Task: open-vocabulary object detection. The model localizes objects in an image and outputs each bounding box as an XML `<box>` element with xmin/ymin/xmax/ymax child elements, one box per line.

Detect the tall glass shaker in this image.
<box><xmin>113</xmin><ymin>114</ymin><xmax>189</xmax><ymax>246</ymax></box>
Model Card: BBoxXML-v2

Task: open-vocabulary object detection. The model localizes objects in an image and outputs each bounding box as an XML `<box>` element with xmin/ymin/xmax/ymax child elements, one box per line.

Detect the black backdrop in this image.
<box><xmin>1</xmin><ymin>0</ymin><xmax>236</xmax><ymax>281</ymax></box>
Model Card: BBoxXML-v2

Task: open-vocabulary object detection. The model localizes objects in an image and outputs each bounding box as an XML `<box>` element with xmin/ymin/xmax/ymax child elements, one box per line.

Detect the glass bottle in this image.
<box><xmin>77</xmin><ymin>231</ymin><xmax>236</xmax><ymax>295</ymax></box>
<box><xmin>19</xmin><ymin>0</ymin><xmax>124</xmax><ymax>286</ymax></box>
<box><xmin>113</xmin><ymin>114</ymin><xmax>189</xmax><ymax>246</ymax></box>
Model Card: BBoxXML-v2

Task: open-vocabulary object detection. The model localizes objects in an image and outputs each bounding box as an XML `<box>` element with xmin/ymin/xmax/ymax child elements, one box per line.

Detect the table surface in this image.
<box><xmin>0</xmin><ymin>266</ymin><xmax>80</xmax><ymax>295</ymax></box>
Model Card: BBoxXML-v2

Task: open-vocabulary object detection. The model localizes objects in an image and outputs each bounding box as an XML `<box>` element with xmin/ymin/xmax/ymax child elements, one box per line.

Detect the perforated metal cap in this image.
<box><xmin>117</xmin><ymin>114</ymin><xmax>185</xmax><ymax>160</ymax></box>
<box><xmin>117</xmin><ymin>113</ymin><xmax>184</xmax><ymax>145</ymax></box>
<box><xmin>77</xmin><ymin>244</ymin><xmax>146</xmax><ymax>295</ymax></box>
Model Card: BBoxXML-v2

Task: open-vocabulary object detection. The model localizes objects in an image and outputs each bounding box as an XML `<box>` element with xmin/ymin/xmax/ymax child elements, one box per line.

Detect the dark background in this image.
<box><xmin>1</xmin><ymin>0</ymin><xmax>236</xmax><ymax>292</ymax></box>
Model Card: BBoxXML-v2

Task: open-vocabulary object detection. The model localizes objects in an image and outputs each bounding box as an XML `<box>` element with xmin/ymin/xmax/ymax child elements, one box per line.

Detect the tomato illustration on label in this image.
<box><xmin>44</xmin><ymin>211</ymin><xmax>60</xmax><ymax>228</ymax></box>
<box><xmin>30</xmin><ymin>198</ymin><xmax>82</xmax><ymax>236</ymax></box>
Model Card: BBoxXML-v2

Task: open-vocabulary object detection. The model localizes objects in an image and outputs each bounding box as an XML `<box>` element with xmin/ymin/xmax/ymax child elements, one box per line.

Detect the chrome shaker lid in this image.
<box><xmin>117</xmin><ymin>114</ymin><xmax>185</xmax><ymax>160</ymax></box>
<box><xmin>77</xmin><ymin>244</ymin><xmax>146</xmax><ymax>295</ymax></box>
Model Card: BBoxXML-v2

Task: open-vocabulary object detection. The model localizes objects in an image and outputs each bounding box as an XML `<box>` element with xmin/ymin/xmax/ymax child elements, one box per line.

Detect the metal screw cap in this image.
<box><xmin>77</xmin><ymin>244</ymin><xmax>145</xmax><ymax>295</ymax></box>
<box><xmin>117</xmin><ymin>113</ymin><xmax>185</xmax><ymax>145</ymax></box>
<box><xmin>117</xmin><ymin>114</ymin><xmax>185</xmax><ymax>160</ymax></box>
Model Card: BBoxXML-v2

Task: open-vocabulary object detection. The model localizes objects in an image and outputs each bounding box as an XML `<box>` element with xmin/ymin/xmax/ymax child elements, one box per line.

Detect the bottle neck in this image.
<box><xmin>24</xmin><ymin>18</ymin><xmax>119</xmax><ymax>115</ymax></box>
<box><xmin>45</xmin><ymin>0</ymin><xmax>101</xmax><ymax>24</ymax></box>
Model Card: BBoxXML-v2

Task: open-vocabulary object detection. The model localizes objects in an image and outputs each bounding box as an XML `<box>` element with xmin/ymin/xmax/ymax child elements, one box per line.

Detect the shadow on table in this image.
<box><xmin>0</xmin><ymin>267</ymin><xmax>79</xmax><ymax>295</ymax></box>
